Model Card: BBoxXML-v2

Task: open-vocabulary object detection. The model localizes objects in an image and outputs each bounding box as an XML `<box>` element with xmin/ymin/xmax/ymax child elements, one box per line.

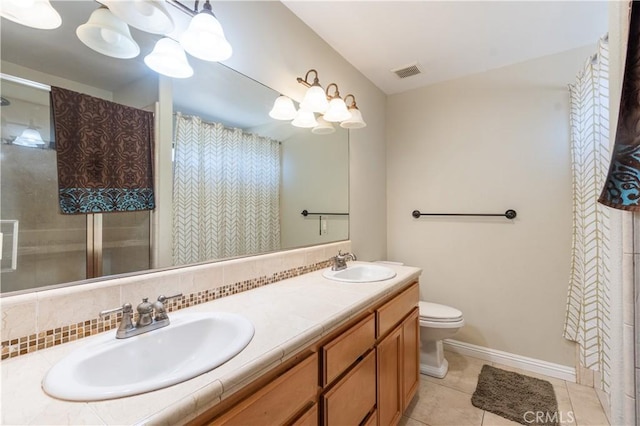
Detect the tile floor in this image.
<box><xmin>400</xmin><ymin>351</ymin><xmax>610</xmax><ymax>426</ymax></box>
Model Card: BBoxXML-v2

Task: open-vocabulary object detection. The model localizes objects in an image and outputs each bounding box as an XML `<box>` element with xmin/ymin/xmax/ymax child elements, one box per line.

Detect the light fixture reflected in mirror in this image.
<box><xmin>102</xmin><ymin>0</ymin><xmax>174</xmax><ymax>34</ymax></box>
<box><xmin>340</xmin><ymin>94</ymin><xmax>367</xmax><ymax>129</ymax></box>
<box><xmin>291</xmin><ymin>109</ymin><xmax>318</xmax><ymax>128</ymax></box>
<box><xmin>0</xmin><ymin>0</ymin><xmax>61</xmax><ymax>30</ymax></box>
<box><xmin>180</xmin><ymin>0</ymin><xmax>232</xmax><ymax>62</ymax></box>
<box><xmin>312</xmin><ymin>116</ymin><xmax>335</xmax><ymax>135</ymax></box>
<box><xmin>13</xmin><ymin>125</ymin><xmax>46</xmax><ymax>148</ymax></box>
<box><xmin>298</xmin><ymin>69</ymin><xmax>329</xmax><ymax>113</ymax></box>
<box><xmin>76</xmin><ymin>6</ymin><xmax>140</xmax><ymax>59</ymax></box>
<box><xmin>269</xmin><ymin>95</ymin><xmax>297</xmax><ymax>120</ymax></box>
<box><xmin>145</xmin><ymin>37</ymin><xmax>194</xmax><ymax>78</ymax></box>
<box><xmin>323</xmin><ymin>83</ymin><xmax>351</xmax><ymax>122</ymax></box>
<box><xmin>268</xmin><ymin>69</ymin><xmax>365</xmax><ymax>133</ymax></box>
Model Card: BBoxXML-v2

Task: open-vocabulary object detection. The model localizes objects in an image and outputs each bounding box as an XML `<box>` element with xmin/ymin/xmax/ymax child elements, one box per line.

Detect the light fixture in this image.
<box><xmin>76</xmin><ymin>6</ymin><xmax>140</xmax><ymax>59</ymax></box>
<box><xmin>312</xmin><ymin>116</ymin><xmax>335</xmax><ymax>135</ymax></box>
<box><xmin>322</xmin><ymin>83</ymin><xmax>351</xmax><ymax>122</ymax></box>
<box><xmin>0</xmin><ymin>0</ymin><xmax>61</xmax><ymax>30</ymax></box>
<box><xmin>145</xmin><ymin>37</ymin><xmax>194</xmax><ymax>78</ymax></box>
<box><xmin>269</xmin><ymin>95</ymin><xmax>297</xmax><ymax>121</ymax></box>
<box><xmin>340</xmin><ymin>94</ymin><xmax>367</xmax><ymax>129</ymax></box>
<box><xmin>268</xmin><ymin>69</ymin><xmax>365</xmax><ymax>133</ymax></box>
<box><xmin>180</xmin><ymin>0</ymin><xmax>232</xmax><ymax>62</ymax></box>
<box><xmin>102</xmin><ymin>0</ymin><xmax>174</xmax><ymax>34</ymax></box>
<box><xmin>298</xmin><ymin>69</ymin><xmax>329</xmax><ymax>113</ymax></box>
<box><xmin>13</xmin><ymin>125</ymin><xmax>46</xmax><ymax>148</ymax></box>
<box><xmin>291</xmin><ymin>110</ymin><xmax>318</xmax><ymax>128</ymax></box>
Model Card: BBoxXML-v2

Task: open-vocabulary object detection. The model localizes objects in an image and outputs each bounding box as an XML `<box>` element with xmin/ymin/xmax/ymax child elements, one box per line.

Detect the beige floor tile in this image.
<box><xmin>554</xmin><ymin>382</ymin><xmax>577</xmax><ymax>426</ymax></box>
<box><xmin>404</xmin><ymin>377</ymin><xmax>484</xmax><ymax>426</ymax></box>
<box><xmin>481</xmin><ymin>411</ymin><xmax>521</xmax><ymax>425</ymax></box>
<box><xmin>423</xmin><ymin>351</ymin><xmax>487</xmax><ymax>394</ymax></box>
<box><xmin>566</xmin><ymin>382</ymin><xmax>609</xmax><ymax>426</ymax></box>
<box><xmin>399</xmin><ymin>415</ymin><xmax>429</xmax><ymax>426</ymax></box>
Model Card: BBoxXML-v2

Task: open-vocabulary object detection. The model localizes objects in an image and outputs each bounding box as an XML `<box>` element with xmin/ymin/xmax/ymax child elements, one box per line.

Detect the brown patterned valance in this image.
<box><xmin>51</xmin><ymin>86</ymin><xmax>155</xmax><ymax>214</ymax></box>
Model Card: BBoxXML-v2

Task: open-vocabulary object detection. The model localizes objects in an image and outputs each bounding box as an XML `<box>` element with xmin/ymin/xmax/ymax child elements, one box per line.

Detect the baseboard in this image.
<box><xmin>443</xmin><ymin>339</ymin><xmax>576</xmax><ymax>382</ymax></box>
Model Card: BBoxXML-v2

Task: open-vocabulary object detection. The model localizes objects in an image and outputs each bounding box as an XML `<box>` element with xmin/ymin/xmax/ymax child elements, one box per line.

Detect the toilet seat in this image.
<box><xmin>419</xmin><ymin>301</ymin><xmax>464</xmax><ymax>328</ymax></box>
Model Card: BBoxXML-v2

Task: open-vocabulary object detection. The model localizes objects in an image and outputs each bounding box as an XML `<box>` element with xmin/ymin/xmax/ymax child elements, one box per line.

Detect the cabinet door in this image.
<box><xmin>402</xmin><ymin>308</ymin><xmax>420</xmax><ymax>411</ymax></box>
<box><xmin>377</xmin><ymin>327</ymin><xmax>402</xmax><ymax>426</ymax></box>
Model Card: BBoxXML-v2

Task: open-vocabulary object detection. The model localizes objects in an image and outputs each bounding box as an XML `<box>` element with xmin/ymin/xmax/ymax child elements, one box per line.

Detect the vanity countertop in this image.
<box><xmin>0</xmin><ymin>262</ymin><xmax>421</xmax><ymax>425</ymax></box>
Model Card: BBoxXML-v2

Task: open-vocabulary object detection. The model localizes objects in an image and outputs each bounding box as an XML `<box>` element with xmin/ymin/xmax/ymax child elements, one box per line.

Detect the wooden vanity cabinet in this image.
<box><xmin>190</xmin><ymin>280</ymin><xmax>419</xmax><ymax>426</ymax></box>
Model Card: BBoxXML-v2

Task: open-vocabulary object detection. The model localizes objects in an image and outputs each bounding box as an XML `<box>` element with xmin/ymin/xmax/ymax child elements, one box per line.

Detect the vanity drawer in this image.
<box><xmin>377</xmin><ymin>282</ymin><xmax>419</xmax><ymax>338</ymax></box>
<box><xmin>290</xmin><ymin>403</ymin><xmax>318</xmax><ymax>426</ymax></box>
<box><xmin>321</xmin><ymin>350</ymin><xmax>376</xmax><ymax>426</ymax></box>
<box><xmin>322</xmin><ymin>312</ymin><xmax>375</xmax><ymax>386</ymax></box>
<box><xmin>212</xmin><ymin>353</ymin><xmax>318</xmax><ymax>425</ymax></box>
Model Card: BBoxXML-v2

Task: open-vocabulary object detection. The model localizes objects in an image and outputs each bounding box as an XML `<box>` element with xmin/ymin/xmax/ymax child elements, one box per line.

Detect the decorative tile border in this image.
<box><xmin>1</xmin><ymin>259</ymin><xmax>331</xmax><ymax>361</ymax></box>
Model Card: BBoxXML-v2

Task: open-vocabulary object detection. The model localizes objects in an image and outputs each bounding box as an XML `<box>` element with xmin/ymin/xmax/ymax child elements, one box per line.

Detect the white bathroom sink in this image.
<box><xmin>42</xmin><ymin>312</ymin><xmax>254</xmax><ymax>401</ymax></box>
<box><xmin>322</xmin><ymin>264</ymin><xmax>397</xmax><ymax>283</ymax></box>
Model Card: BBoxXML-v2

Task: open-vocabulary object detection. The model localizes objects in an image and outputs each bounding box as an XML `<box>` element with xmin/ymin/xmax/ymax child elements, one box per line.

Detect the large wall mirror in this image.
<box><xmin>0</xmin><ymin>1</ymin><xmax>349</xmax><ymax>295</ymax></box>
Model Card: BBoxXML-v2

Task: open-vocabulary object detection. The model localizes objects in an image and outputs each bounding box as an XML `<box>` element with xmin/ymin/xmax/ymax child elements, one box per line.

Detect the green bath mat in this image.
<box><xmin>471</xmin><ymin>365</ymin><xmax>559</xmax><ymax>426</ymax></box>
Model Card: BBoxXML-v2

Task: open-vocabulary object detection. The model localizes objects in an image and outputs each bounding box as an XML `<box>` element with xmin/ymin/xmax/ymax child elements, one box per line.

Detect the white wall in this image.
<box><xmin>214</xmin><ymin>1</ymin><xmax>387</xmax><ymax>261</ymax></box>
<box><xmin>387</xmin><ymin>46</ymin><xmax>595</xmax><ymax>366</ymax></box>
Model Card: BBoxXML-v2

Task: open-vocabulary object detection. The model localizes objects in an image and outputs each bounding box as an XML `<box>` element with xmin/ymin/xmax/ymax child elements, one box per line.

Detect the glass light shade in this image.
<box><xmin>145</xmin><ymin>38</ymin><xmax>194</xmax><ymax>78</ymax></box>
<box><xmin>269</xmin><ymin>96</ymin><xmax>297</xmax><ymax>121</ymax></box>
<box><xmin>76</xmin><ymin>7</ymin><xmax>140</xmax><ymax>59</ymax></box>
<box><xmin>323</xmin><ymin>97</ymin><xmax>352</xmax><ymax>122</ymax></box>
<box><xmin>103</xmin><ymin>0</ymin><xmax>174</xmax><ymax>34</ymax></box>
<box><xmin>340</xmin><ymin>107</ymin><xmax>367</xmax><ymax>129</ymax></box>
<box><xmin>299</xmin><ymin>85</ymin><xmax>329</xmax><ymax>113</ymax></box>
<box><xmin>312</xmin><ymin>116</ymin><xmax>335</xmax><ymax>135</ymax></box>
<box><xmin>291</xmin><ymin>110</ymin><xmax>318</xmax><ymax>128</ymax></box>
<box><xmin>0</xmin><ymin>0</ymin><xmax>61</xmax><ymax>29</ymax></box>
<box><xmin>180</xmin><ymin>12</ymin><xmax>232</xmax><ymax>62</ymax></box>
<box><xmin>13</xmin><ymin>127</ymin><xmax>46</xmax><ymax>148</ymax></box>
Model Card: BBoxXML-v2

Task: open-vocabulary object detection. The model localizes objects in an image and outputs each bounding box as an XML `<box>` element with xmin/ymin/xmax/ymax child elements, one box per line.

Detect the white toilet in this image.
<box><xmin>418</xmin><ymin>301</ymin><xmax>465</xmax><ymax>378</ymax></box>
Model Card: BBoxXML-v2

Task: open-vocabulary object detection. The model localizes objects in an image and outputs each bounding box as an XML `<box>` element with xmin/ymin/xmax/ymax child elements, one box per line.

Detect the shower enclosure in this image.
<box><xmin>0</xmin><ymin>75</ymin><xmax>150</xmax><ymax>294</ymax></box>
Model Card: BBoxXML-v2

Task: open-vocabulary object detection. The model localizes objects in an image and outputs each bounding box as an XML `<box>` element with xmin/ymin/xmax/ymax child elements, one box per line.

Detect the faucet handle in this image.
<box><xmin>100</xmin><ymin>303</ymin><xmax>134</xmax><ymax>339</ymax></box>
<box><xmin>99</xmin><ymin>303</ymin><xmax>133</xmax><ymax>318</ymax></box>
<box><xmin>157</xmin><ymin>293</ymin><xmax>183</xmax><ymax>303</ymax></box>
<box><xmin>154</xmin><ymin>293</ymin><xmax>183</xmax><ymax>321</ymax></box>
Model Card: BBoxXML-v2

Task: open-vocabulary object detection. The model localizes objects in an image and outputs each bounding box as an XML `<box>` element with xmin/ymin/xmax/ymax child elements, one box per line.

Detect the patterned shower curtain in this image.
<box><xmin>564</xmin><ymin>36</ymin><xmax>611</xmax><ymax>392</ymax></box>
<box><xmin>172</xmin><ymin>113</ymin><xmax>281</xmax><ymax>265</ymax></box>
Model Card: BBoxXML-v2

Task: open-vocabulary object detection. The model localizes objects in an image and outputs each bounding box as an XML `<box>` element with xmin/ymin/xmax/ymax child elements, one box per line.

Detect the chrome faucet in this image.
<box><xmin>331</xmin><ymin>250</ymin><xmax>357</xmax><ymax>271</ymax></box>
<box><xmin>99</xmin><ymin>293</ymin><xmax>183</xmax><ymax>339</ymax></box>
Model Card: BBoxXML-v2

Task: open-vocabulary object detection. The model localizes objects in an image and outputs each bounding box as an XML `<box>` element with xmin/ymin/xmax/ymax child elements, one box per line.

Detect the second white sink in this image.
<box><xmin>42</xmin><ymin>311</ymin><xmax>254</xmax><ymax>401</ymax></box>
<box><xmin>322</xmin><ymin>264</ymin><xmax>397</xmax><ymax>283</ymax></box>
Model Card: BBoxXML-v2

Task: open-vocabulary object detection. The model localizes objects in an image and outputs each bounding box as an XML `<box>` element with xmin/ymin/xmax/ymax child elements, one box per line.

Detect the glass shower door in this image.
<box><xmin>0</xmin><ymin>76</ymin><xmax>151</xmax><ymax>294</ymax></box>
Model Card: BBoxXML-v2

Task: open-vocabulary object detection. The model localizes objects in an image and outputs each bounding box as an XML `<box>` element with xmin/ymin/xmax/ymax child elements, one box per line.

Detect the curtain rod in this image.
<box><xmin>1</xmin><ymin>73</ymin><xmax>51</xmax><ymax>92</ymax></box>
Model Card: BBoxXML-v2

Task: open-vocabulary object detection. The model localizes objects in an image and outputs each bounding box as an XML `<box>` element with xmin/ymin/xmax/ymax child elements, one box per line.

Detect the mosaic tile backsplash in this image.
<box><xmin>1</xmin><ymin>242</ymin><xmax>348</xmax><ymax>361</ymax></box>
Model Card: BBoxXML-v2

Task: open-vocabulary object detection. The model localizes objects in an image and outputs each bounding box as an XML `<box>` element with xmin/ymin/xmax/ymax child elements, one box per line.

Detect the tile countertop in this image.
<box><xmin>0</xmin><ymin>262</ymin><xmax>422</xmax><ymax>426</ymax></box>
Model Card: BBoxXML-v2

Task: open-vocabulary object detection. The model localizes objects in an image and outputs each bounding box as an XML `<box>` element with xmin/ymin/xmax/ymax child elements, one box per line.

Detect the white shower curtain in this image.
<box><xmin>172</xmin><ymin>113</ymin><xmax>281</xmax><ymax>265</ymax></box>
<box><xmin>564</xmin><ymin>36</ymin><xmax>611</xmax><ymax>392</ymax></box>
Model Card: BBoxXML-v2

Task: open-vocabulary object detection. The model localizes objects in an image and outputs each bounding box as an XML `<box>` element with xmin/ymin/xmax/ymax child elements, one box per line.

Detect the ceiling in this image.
<box><xmin>1</xmin><ymin>1</ymin><xmax>609</xmax><ymax>100</ymax></box>
<box><xmin>282</xmin><ymin>1</ymin><xmax>609</xmax><ymax>95</ymax></box>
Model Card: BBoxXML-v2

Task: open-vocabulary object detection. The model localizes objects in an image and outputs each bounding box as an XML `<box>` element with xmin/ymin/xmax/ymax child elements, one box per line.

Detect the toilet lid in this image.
<box><xmin>419</xmin><ymin>301</ymin><xmax>463</xmax><ymax>321</ymax></box>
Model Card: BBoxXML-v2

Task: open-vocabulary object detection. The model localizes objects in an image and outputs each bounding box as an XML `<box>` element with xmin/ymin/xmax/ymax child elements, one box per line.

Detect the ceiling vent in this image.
<box><xmin>391</xmin><ymin>62</ymin><xmax>422</xmax><ymax>79</ymax></box>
